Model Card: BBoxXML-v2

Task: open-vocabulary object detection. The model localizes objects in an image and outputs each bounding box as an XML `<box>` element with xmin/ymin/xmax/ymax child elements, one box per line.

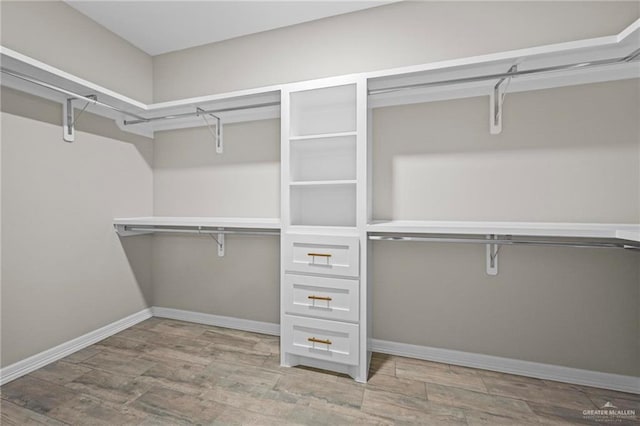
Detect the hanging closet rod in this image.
<box><xmin>124</xmin><ymin>226</ymin><xmax>280</xmax><ymax>236</ymax></box>
<box><xmin>368</xmin><ymin>47</ymin><xmax>640</xmax><ymax>95</ymax></box>
<box><xmin>368</xmin><ymin>235</ymin><xmax>640</xmax><ymax>250</ymax></box>
<box><xmin>0</xmin><ymin>67</ymin><xmax>148</xmax><ymax>121</ymax></box>
<box><xmin>123</xmin><ymin>101</ymin><xmax>281</xmax><ymax>126</ymax></box>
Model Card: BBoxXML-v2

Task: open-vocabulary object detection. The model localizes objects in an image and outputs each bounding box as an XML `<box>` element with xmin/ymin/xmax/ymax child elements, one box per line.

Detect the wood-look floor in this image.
<box><xmin>1</xmin><ymin>318</ymin><xmax>638</xmax><ymax>425</ymax></box>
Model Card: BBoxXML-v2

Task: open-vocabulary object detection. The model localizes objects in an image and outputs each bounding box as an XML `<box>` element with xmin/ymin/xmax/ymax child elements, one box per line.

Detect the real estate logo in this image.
<box><xmin>582</xmin><ymin>401</ymin><xmax>637</xmax><ymax>423</ymax></box>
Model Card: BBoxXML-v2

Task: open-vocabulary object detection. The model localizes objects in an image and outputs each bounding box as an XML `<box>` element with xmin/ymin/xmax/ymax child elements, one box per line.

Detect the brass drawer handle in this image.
<box><xmin>308</xmin><ymin>295</ymin><xmax>332</xmax><ymax>301</ymax></box>
<box><xmin>308</xmin><ymin>253</ymin><xmax>332</xmax><ymax>258</ymax></box>
<box><xmin>308</xmin><ymin>337</ymin><xmax>332</xmax><ymax>345</ymax></box>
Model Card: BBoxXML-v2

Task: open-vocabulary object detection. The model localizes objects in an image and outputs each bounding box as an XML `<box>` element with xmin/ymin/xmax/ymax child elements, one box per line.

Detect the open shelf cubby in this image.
<box><xmin>290</xmin><ymin>134</ymin><xmax>357</xmax><ymax>182</ymax></box>
<box><xmin>290</xmin><ymin>184</ymin><xmax>357</xmax><ymax>227</ymax></box>
<box><xmin>289</xmin><ymin>84</ymin><xmax>357</xmax><ymax>137</ymax></box>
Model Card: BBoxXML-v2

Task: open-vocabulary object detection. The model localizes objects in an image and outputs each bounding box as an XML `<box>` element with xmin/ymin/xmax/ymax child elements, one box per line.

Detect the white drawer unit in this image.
<box><xmin>282</xmin><ymin>233</ymin><xmax>360</xmax><ymax>277</ymax></box>
<box><xmin>283</xmin><ymin>274</ymin><xmax>359</xmax><ymax>322</ymax></box>
<box><xmin>282</xmin><ymin>314</ymin><xmax>359</xmax><ymax>365</ymax></box>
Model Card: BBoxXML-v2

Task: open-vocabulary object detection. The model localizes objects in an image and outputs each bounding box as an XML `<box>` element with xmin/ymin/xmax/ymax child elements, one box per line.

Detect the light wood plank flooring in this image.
<box><xmin>1</xmin><ymin>318</ymin><xmax>638</xmax><ymax>425</ymax></box>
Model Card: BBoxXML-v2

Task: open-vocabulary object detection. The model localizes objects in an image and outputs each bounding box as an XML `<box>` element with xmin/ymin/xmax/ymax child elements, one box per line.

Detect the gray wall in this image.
<box><xmin>0</xmin><ymin>0</ymin><xmax>154</xmax><ymax>367</ymax></box>
<box><xmin>152</xmin><ymin>121</ymin><xmax>281</xmax><ymax>323</ymax></box>
<box><xmin>0</xmin><ymin>1</ymin><xmax>153</xmax><ymax>103</ymax></box>
<box><xmin>373</xmin><ymin>80</ymin><xmax>640</xmax><ymax>223</ymax></box>
<box><xmin>153</xmin><ymin>121</ymin><xmax>280</xmax><ymax>218</ymax></box>
<box><xmin>153</xmin><ymin>1</ymin><xmax>639</xmax><ymax>101</ymax></box>
<box><xmin>371</xmin><ymin>80</ymin><xmax>640</xmax><ymax>376</ymax></box>
<box><xmin>1</xmin><ymin>91</ymin><xmax>154</xmax><ymax>366</ymax></box>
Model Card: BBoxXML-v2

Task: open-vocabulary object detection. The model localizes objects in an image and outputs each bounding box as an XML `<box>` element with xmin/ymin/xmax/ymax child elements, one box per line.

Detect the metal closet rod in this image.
<box><xmin>0</xmin><ymin>67</ymin><xmax>280</xmax><ymax>126</ymax></box>
<box><xmin>123</xmin><ymin>101</ymin><xmax>281</xmax><ymax>126</ymax></box>
<box><xmin>0</xmin><ymin>67</ymin><xmax>148</xmax><ymax>121</ymax></box>
<box><xmin>124</xmin><ymin>226</ymin><xmax>280</xmax><ymax>236</ymax></box>
<box><xmin>368</xmin><ymin>235</ymin><xmax>640</xmax><ymax>250</ymax></box>
<box><xmin>368</xmin><ymin>47</ymin><xmax>640</xmax><ymax>95</ymax></box>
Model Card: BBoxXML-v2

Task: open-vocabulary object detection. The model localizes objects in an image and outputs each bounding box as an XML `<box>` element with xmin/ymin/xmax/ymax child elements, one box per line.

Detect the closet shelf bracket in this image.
<box><xmin>63</xmin><ymin>98</ymin><xmax>75</xmax><ymax>142</ymax></box>
<box><xmin>490</xmin><ymin>64</ymin><xmax>517</xmax><ymax>135</ymax></box>
<box><xmin>205</xmin><ymin>228</ymin><xmax>225</xmax><ymax>257</ymax></box>
<box><xmin>197</xmin><ymin>107</ymin><xmax>223</xmax><ymax>154</ymax></box>
<box><xmin>63</xmin><ymin>94</ymin><xmax>98</xmax><ymax>142</ymax></box>
<box><xmin>486</xmin><ymin>234</ymin><xmax>500</xmax><ymax>275</ymax></box>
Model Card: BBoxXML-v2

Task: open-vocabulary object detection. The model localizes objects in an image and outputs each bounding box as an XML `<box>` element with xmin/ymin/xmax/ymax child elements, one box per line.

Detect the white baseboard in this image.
<box><xmin>151</xmin><ymin>306</ymin><xmax>280</xmax><ymax>336</ymax></box>
<box><xmin>0</xmin><ymin>308</ymin><xmax>152</xmax><ymax>386</ymax></box>
<box><xmin>370</xmin><ymin>338</ymin><xmax>640</xmax><ymax>395</ymax></box>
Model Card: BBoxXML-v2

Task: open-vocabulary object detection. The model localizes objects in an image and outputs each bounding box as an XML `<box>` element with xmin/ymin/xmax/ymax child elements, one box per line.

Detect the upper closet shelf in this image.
<box><xmin>367</xmin><ymin>19</ymin><xmax>640</xmax><ymax>109</ymax></box>
<box><xmin>367</xmin><ymin>220</ymin><xmax>640</xmax><ymax>243</ymax></box>
<box><xmin>0</xmin><ymin>46</ymin><xmax>281</xmax><ymax>140</ymax></box>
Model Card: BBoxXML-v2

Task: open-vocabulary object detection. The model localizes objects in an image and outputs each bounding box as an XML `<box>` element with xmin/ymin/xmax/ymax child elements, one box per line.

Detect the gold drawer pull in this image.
<box><xmin>308</xmin><ymin>337</ymin><xmax>332</xmax><ymax>345</ymax></box>
<box><xmin>308</xmin><ymin>295</ymin><xmax>332</xmax><ymax>301</ymax></box>
<box><xmin>308</xmin><ymin>253</ymin><xmax>332</xmax><ymax>258</ymax></box>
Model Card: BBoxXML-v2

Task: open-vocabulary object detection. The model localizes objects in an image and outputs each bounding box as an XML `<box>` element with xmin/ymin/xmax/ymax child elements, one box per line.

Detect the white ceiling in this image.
<box><xmin>66</xmin><ymin>1</ymin><xmax>393</xmax><ymax>56</ymax></box>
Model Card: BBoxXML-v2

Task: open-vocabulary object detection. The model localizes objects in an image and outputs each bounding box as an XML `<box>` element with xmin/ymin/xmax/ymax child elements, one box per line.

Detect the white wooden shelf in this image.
<box><xmin>367</xmin><ymin>19</ymin><xmax>640</xmax><ymax>109</ymax></box>
<box><xmin>616</xmin><ymin>230</ymin><xmax>640</xmax><ymax>243</ymax></box>
<box><xmin>367</xmin><ymin>220</ymin><xmax>640</xmax><ymax>241</ymax></box>
<box><xmin>289</xmin><ymin>131</ymin><xmax>357</xmax><ymax>141</ymax></box>
<box><xmin>289</xmin><ymin>180</ymin><xmax>357</xmax><ymax>186</ymax></box>
<box><xmin>113</xmin><ymin>217</ymin><xmax>280</xmax><ymax>257</ymax></box>
<box><xmin>0</xmin><ymin>46</ymin><xmax>282</xmax><ymax>139</ymax></box>
<box><xmin>114</xmin><ymin>216</ymin><xmax>281</xmax><ymax>230</ymax></box>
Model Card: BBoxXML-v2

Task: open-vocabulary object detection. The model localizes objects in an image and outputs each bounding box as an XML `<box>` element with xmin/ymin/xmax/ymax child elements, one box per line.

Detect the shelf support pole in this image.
<box><xmin>490</xmin><ymin>64</ymin><xmax>517</xmax><ymax>135</ymax></box>
<box><xmin>486</xmin><ymin>234</ymin><xmax>499</xmax><ymax>275</ymax></box>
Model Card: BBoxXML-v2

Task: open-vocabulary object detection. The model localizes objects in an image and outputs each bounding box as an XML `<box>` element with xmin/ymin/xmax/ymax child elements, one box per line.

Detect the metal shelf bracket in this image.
<box><xmin>197</xmin><ymin>107</ymin><xmax>223</xmax><ymax>154</ymax></box>
<box><xmin>216</xmin><ymin>232</ymin><xmax>225</xmax><ymax>257</ymax></box>
<box><xmin>63</xmin><ymin>98</ymin><xmax>75</xmax><ymax>142</ymax></box>
<box><xmin>63</xmin><ymin>95</ymin><xmax>97</xmax><ymax>142</ymax></box>
<box><xmin>203</xmin><ymin>227</ymin><xmax>225</xmax><ymax>257</ymax></box>
<box><xmin>490</xmin><ymin>65</ymin><xmax>517</xmax><ymax>135</ymax></box>
<box><xmin>486</xmin><ymin>234</ymin><xmax>500</xmax><ymax>275</ymax></box>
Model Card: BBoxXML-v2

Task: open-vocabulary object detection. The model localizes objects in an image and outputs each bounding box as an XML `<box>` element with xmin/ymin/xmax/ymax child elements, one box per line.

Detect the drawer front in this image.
<box><xmin>282</xmin><ymin>315</ymin><xmax>359</xmax><ymax>365</ymax></box>
<box><xmin>284</xmin><ymin>274</ymin><xmax>359</xmax><ymax>322</ymax></box>
<box><xmin>283</xmin><ymin>234</ymin><xmax>360</xmax><ymax>277</ymax></box>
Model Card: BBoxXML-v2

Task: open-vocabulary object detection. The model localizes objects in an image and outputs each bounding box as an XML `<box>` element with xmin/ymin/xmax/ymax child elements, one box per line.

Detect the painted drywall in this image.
<box><xmin>153</xmin><ymin>120</ymin><xmax>280</xmax><ymax>218</ymax></box>
<box><xmin>371</xmin><ymin>242</ymin><xmax>640</xmax><ymax>376</ymax></box>
<box><xmin>152</xmin><ymin>234</ymin><xmax>280</xmax><ymax>324</ymax></box>
<box><xmin>0</xmin><ymin>91</ymin><xmax>154</xmax><ymax>367</ymax></box>
<box><xmin>152</xmin><ymin>119</ymin><xmax>280</xmax><ymax>322</ymax></box>
<box><xmin>373</xmin><ymin>80</ymin><xmax>640</xmax><ymax>223</ymax></box>
<box><xmin>370</xmin><ymin>80</ymin><xmax>640</xmax><ymax>376</ymax></box>
<box><xmin>153</xmin><ymin>1</ymin><xmax>639</xmax><ymax>101</ymax></box>
<box><xmin>0</xmin><ymin>0</ymin><xmax>153</xmax><ymax>103</ymax></box>
<box><xmin>0</xmin><ymin>0</ymin><xmax>154</xmax><ymax>366</ymax></box>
